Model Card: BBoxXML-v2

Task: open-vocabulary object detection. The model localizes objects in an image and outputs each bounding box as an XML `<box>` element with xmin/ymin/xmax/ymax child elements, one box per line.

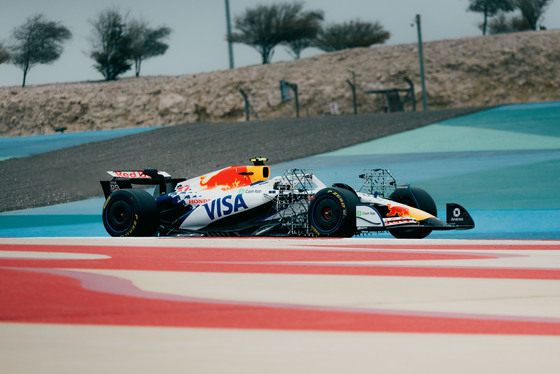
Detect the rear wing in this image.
<box><xmin>106</xmin><ymin>170</ymin><xmax>171</xmax><ymax>179</ymax></box>
<box><xmin>100</xmin><ymin>169</ymin><xmax>185</xmax><ymax>199</ymax></box>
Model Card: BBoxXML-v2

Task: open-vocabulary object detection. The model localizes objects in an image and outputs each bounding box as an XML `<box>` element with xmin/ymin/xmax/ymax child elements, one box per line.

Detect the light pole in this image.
<box><xmin>225</xmin><ymin>0</ymin><xmax>234</xmax><ymax>69</ymax></box>
<box><xmin>415</xmin><ymin>14</ymin><xmax>427</xmax><ymax>111</ymax></box>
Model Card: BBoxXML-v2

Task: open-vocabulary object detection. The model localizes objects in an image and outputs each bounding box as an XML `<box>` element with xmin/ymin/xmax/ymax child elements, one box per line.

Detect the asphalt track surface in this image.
<box><xmin>1</xmin><ymin>103</ymin><xmax>559</xmax><ymax>373</ymax></box>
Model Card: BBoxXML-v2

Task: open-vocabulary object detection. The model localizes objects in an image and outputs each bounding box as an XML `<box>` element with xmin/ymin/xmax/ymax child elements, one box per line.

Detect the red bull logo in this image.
<box><xmin>199</xmin><ymin>166</ymin><xmax>254</xmax><ymax>191</ymax></box>
<box><xmin>387</xmin><ymin>204</ymin><xmax>410</xmax><ymax>217</ymax></box>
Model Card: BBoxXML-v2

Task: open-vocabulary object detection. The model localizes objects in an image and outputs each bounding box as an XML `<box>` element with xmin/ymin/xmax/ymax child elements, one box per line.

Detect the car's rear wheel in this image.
<box><xmin>102</xmin><ymin>189</ymin><xmax>158</xmax><ymax>237</ymax></box>
<box><xmin>389</xmin><ymin>186</ymin><xmax>436</xmax><ymax>239</ymax></box>
<box><xmin>308</xmin><ymin>187</ymin><xmax>358</xmax><ymax>237</ymax></box>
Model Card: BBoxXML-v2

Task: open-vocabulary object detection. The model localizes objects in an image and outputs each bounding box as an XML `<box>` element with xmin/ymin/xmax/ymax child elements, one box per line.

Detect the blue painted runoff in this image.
<box><xmin>0</xmin><ymin>126</ymin><xmax>159</xmax><ymax>160</ymax></box>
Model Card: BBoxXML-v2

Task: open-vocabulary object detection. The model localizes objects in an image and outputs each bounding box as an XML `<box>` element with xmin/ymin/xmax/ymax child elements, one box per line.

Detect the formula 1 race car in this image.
<box><xmin>100</xmin><ymin>157</ymin><xmax>474</xmax><ymax>238</ymax></box>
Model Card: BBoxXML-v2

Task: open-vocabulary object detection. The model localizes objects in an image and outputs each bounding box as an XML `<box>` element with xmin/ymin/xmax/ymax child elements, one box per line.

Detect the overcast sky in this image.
<box><xmin>1</xmin><ymin>0</ymin><xmax>559</xmax><ymax>87</ymax></box>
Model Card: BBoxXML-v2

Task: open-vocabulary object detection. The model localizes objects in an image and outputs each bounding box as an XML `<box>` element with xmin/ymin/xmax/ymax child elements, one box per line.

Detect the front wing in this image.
<box><xmin>356</xmin><ymin>203</ymin><xmax>474</xmax><ymax>232</ymax></box>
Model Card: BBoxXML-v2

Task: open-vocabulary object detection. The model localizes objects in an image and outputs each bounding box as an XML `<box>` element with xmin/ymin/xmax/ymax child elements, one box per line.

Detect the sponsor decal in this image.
<box><xmin>387</xmin><ymin>204</ymin><xmax>410</xmax><ymax>217</ymax></box>
<box><xmin>108</xmin><ymin>170</ymin><xmax>171</xmax><ymax>179</ymax></box>
<box><xmin>176</xmin><ymin>185</ymin><xmax>190</xmax><ymax>193</ymax></box>
<box><xmin>311</xmin><ymin>226</ymin><xmax>320</xmax><ymax>236</ymax></box>
<box><xmin>103</xmin><ymin>196</ymin><xmax>112</xmax><ymax>210</ymax></box>
<box><xmin>450</xmin><ymin>207</ymin><xmax>464</xmax><ymax>222</ymax></box>
<box><xmin>242</xmin><ymin>188</ymin><xmax>260</xmax><ymax>194</ymax></box>
<box><xmin>122</xmin><ymin>214</ymin><xmax>138</xmax><ymax>237</ymax></box>
<box><xmin>356</xmin><ymin>206</ymin><xmax>383</xmax><ymax>226</ymax></box>
<box><xmin>358</xmin><ymin>210</ymin><xmax>378</xmax><ymax>217</ymax></box>
<box><xmin>128</xmin><ymin>214</ymin><xmax>139</xmax><ymax>236</ymax></box>
<box><xmin>200</xmin><ymin>167</ymin><xmax>254</xmax><ymax>191</ymax></box>
<box><xmin>112</xmin><ymin>171</ymin><xmax>150</xmax><ymax>178</ymax></box>
<box><xmin>188</xmin><ymin>199</ymin><xmax>210</xmax><ymax>204</ymax></box>
<box><xmin>384</xmin><ymin>217</ymin><xmax>415</xmax><ymax>226</ymax></box>
<box><xmin>328</xmin><ymin>189</ymin><xmax>347</xmax><ymax>216</ymax></box>
<box><xmin>203</xmin><ymin>194</ymin><xmax>249</xmax><ymax>220</ymax></box>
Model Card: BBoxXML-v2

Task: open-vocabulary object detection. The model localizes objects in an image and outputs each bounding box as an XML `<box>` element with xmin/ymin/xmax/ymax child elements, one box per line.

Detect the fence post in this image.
<box><xmin>403</xmin><ymin>76</ymin><xmax>416</xmax><ymax>112</ymax></box>
<box><xmin>280</xmin><ymin>80</ymin><xmax>299</xmax><ymax>118</ymax></box>
<box><xmin>346</xmin><ymin>71</ymin><xmax>358</xmax><ymax>115</ymax></box>
<box><xmin>239</xmin><ymin>88</ymin><xmax>250</xmax><ymax>121</ymax></box>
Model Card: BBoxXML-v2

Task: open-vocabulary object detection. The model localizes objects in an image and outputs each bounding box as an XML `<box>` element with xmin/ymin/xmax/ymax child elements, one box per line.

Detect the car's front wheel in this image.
<box><xmin>102</xmin><ymin>189</ymin><xmax>158</xmax><ymax>237</ymax></box>
<box><xmin>388</xmin><ymin>186</ymin><xmax>436</xmax><ymax>239</ymax></box>
<box><xmin>308</xmin><ymin>187</ymin><xmax>358</xmax><ymax>237</ymax></box>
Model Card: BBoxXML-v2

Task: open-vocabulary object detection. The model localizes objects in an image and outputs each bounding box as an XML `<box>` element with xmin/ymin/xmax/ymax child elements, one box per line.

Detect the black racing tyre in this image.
<box><xmin>308</xmin><ymin>187</ymin><xmax>359</xmax><ymax>237</ymax></box>
<box><xmin>389</xmin><ymin>186</ymin><xmax>436</xmax><ymax>239</ymax></box>
<box><xmin>102</xmin><ymin>189</ymin><xmax>158</xmax><ymax>237</ymax></box>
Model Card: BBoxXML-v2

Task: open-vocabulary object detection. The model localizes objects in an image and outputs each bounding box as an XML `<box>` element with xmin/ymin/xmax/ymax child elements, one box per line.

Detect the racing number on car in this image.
<box><xmin>109</xmin><ymin>181</ymin><xmax>120</xmax><ymax>193</ymax></box>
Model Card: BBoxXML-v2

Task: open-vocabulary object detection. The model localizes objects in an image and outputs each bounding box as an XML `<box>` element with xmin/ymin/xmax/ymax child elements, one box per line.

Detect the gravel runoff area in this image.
<box><xmin>0</xmin><ymin>107</ymin><xmax>484</xmax><ymax>212</ymax></box>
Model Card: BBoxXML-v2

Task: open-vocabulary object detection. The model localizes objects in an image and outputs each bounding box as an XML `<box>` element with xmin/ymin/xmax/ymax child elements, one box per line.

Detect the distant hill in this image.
<box><xmin>1</xmin><ymin>30</ymin><xmax>559</xmax><ymax>137</ymax></box>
